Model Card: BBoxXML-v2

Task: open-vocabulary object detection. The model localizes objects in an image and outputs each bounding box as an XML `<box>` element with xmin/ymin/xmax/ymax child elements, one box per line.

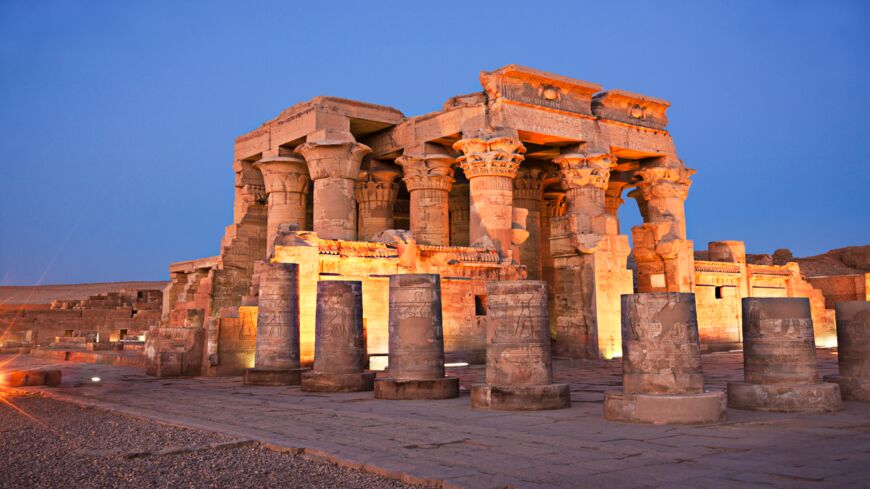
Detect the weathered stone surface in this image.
<box><xmin>375</xmin><ymin>274</ymin><xmax>458</xmax><ymax>400</ymax></box>
<box><xmin>824</xmin><ymin>301</ymin><xmax>870</xmax><ymax>401</ymax></box>
<box><xmin>606</xmin><ymin>293</ymin><xmax>725</xmax><ymax>424</ymax></box>
<box><xmin>727</xmin><ymin>382</ymin><xmax>841</xmax><ymax>413</ymax></box>
<box><xmin>471</xmin><ymin>383</ymin><xmax>570</xmax><ymax>411</ymax></box>
<box><xmin>471</xmin><ymin>280</ymin><xmax>569</xmax><ymax>410</ymax></box>
<box><xmin>741</xmin><ymin>297</ymin><xmax>818</xmax><ymax>385</ymax></box>
<box><xmin>243</xmin><ymin>368</ymin><xmax>304</xmax><ymax>386</ymax></box>
<box><xmin>727</xmin><ymin>297</ymin><xmax>842</xmax><ymax>412</ymax></box>
<box><xmin>245</xmin><ymin>262</ymin><xmax>308</xmax><ymax>385</ymax></box>
<box><xmin>621</xmin><ymin>293</ymin><xmax>703</xmax><ymax>395</ymax></box>
<box><xmin>301</xmin><ymin>281</ymin><xmax>373</xmax><ymax>392</ymax></box>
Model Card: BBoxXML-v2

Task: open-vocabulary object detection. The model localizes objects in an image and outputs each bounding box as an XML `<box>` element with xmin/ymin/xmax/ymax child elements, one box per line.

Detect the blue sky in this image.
<box><xmin>1</xmin><ymin>0</ymin><xmax>868</xmax><ymax>285</ymax></box>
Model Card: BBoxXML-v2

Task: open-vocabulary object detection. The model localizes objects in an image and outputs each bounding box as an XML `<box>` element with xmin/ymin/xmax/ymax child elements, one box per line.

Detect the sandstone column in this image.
<box><xmin>354</xmin><ymin>161</ymin><xmax>401</xmax><ymax>241</ymax></box>
<box><xmin>727</xmin><ymin>297</ymin><xmax>841</xmax><ymax>412</ymax></box>
<box><xmin>295</xmin><ymin>130</ymin><xmax>371</xmax><ymax>241</ymax></box>
<box><xmin>302</xmin><ymin>281</ymin><xmax>375</xmax><ymax>392</ymax></box>
<box><xmin>374</xmin><ymin>274</ymin><xmax>460</xmax><ymax>399</ymax></box>
<box><xmin>824</xmin><ymin>301</ymin><xmax>870</xmax><ymax>401</ymax></box>
<box><xmin>448</xmin><ymin>180</ymin><xmax>470</xmax><ymax>246</ymax></box>
<box><xmin>453</xmin><ymin>132</ymin><xmax>526</xmax><ymax>256</ymax></box>
<box><xmin>471</xmin><ymin>281</ymin><xmax>570</xmax><ymax>410</ymax></box>
<box><xmin>631</xmin><ymin>160</ymin><xmax>696</xmax><ymax>293</ymax></box>
<box><xmin>513</xmin><ymin>166</ymin><xmax>545</xmax><ymax>279</ymax></box>
<box><xmin>541</xmin><ymin>192</ymin><xmax>565</xmax><ymax>339</ymax></box>
<box><xmin>604</xmin><ymin>293</ymin><xmax>726</xmax><ymax>424</ymax></box>
<box><xmin>253</xmin><ymin>152</ymin><xmax>310</xmax><ymax>255</ymax></box>
<box><xmin>396</xmin><ymin>150</ymin><xmax>454</xmax><ymax>245</ymax></box>
<box><xmin>243</xmin><ymin>262</ymin><xmax>309</xmax><ymax>385</ymax></box>
<box><xmin>549</xmin><ymin>151</ymin><xmax>633</xmax><ymax>360</ymax></box>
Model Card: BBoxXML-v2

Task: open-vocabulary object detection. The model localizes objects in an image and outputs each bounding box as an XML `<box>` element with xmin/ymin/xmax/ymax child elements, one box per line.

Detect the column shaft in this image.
<box><xmin>454</xmin><ymin>135</ymin><xmax>526</xmax><ymax>256</ymax></box>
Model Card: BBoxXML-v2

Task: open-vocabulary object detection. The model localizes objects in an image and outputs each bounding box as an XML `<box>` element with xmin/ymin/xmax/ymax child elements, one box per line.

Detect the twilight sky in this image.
<box><xmin>1</xmin><ymin>1</ymin><xmax>868</xmax><ymax>285</ymax></box>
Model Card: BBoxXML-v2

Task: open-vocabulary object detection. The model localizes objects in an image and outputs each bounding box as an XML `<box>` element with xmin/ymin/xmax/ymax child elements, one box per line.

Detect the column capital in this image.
<box><xmin>396</xmin><ymin>153</ymin><xmax>455</xmax><ymax>192</ymax></box>
<box><xmin>553</xmin><ymin>152</ymin><xmax>615</xmax><ymax>191</ymax></box>
<box><xmin>634</xmin><ymin>166</ymin><xmax>696</xmax><ymax>201</ymax></box>
<box><xmin>453</xmin><ymin>136</ymin><xmax>525</xmax><ymax>179</ymax></box>
<box><xmin>513</xmin><ymin>166</ymin><xmax>545</xmax><ymax>202</ymax></box>
<box><xmin>295</xmin><ymin>130</ymin><xmax>371</xmax><ymax>180</ymax></box>
<box><xmin>354</xmin><ymin>179</ymin><xmax>399</xmax><ymax>206</ymax></box>
<box><xmin>253</xmin><ymin>155</ymin><xmax>311</xmax><ymax>195</ymax></box>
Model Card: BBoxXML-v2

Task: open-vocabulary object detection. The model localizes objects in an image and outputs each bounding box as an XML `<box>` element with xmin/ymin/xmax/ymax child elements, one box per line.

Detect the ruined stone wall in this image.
<box><xmin>692</xmin><ymin>242</ymin><xmax>838</xmax><ymax>349</ymax></box>
<box><xmin>267</xmin><ymin>232</ymin><xmax>514</xmax><ymax>365</ymax></box>
<box><xmin>0</xmin><ymin>289</ymin><xmax>162</xmax><ymax>347</ymax></box>
<box><xmin>807</xmin><ymin>273</ymin><xmax>870</xmax><ymax>309</ymax></box>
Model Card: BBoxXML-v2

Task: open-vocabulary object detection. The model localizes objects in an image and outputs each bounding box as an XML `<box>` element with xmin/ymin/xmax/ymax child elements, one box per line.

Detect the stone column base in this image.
<box><xmin>823</xmin><ymin>375</ymin><xmax>870</xmax><ymax>402</ymax></box>
<box><xmin>301</xmin><ymin>371</ymin><xmax>376</xmax><ymax>393</ymax></box>
<box><xmin>243</xmin><ymin>367</ymin><xmax>309</xmax><ymax>386</ymax></box>
<box><xmin>1</xmin><ymin>369</ymin><xmax>62</xmax><ymax>388</ymax></box>
<box><xmin>604</xmin><ymin>391</ymin><xmax>726</xmax><ymax>425</ymax></box>
<box><xmin>470</xmin><ymin>384</ymin><xmax>570</xmax><ymax>411</ymax></box>
<box><xmin>374</xmin><ymin>377</ymin><xmax>459</xmax><ymax>400</ymax></box>
<box><xmin>727</xmin><ymin>382</ymin><xmax>842</xmax><ymax>412</ymax></box>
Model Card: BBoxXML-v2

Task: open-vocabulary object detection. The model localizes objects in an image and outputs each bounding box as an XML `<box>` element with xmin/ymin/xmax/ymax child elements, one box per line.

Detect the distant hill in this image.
<box><xmin>0</xmin><ymin>281</ymin><xmax>168</xmax><ymax>305</ymax></box>
<box><xmin>746</xmin><ymin>245</ymin><xmax>870</xmax><ymax>277</ymax></box>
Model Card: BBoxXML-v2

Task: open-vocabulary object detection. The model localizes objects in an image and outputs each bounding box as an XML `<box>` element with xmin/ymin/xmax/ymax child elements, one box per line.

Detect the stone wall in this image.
<box><xmin>0</xmin><ymin>288</ymin><xmax>162</xmax><ymax>347</ymax></box>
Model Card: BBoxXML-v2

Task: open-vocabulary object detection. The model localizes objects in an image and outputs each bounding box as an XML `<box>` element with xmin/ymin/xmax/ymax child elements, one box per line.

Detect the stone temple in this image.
<box><xmin>149</xmin><ymin>65</ymin><xmax>858</xmax><ymax>376</ymax></box>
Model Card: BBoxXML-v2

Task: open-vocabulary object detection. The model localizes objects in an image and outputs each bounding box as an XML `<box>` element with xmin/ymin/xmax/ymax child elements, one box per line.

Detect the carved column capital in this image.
<box><xmin>543</xmin><ymin>192</ymin><xmax>567</xmax><ymax>218</ymax></box>
<box><xmin>295</xmin><ymin>131</ymin><xmax>372</xmax><ymax>180</ymax></box>
<box><xmin>354</xmin><ymin>180</ymin><xmax>399</xmax><ymax>206</ymax></box>
<box><xmin>513</xmin><ymin>166</ymin><xmax>545</xmax><ymax>203</ymax></box>
<box><xmin>253</xmin><ymin>156</ymin><xmax>311</xmax><ymax>195</ymax></box>
<box><xmin>453</xmin><ymin>136</ymin><xmax>525</xmax><ymax>179</ymax></box>
<box><xmin>553</xmin><ymin>153</ymin><xmax>615</xmax><ymax>191</ymax></box>
<box><xmin>635</xmin><ymin>166</ymin><xmax>695</xmax><ymax>201</ymax></box>
<box><xmin>396</xmin><ymin>153</ymin><xmax>455</xmax><ymax>192</ymax></box>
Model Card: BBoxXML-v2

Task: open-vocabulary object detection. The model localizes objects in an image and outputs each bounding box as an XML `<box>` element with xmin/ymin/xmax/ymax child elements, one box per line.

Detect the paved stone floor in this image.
<box><xmin>2</xmin><ymin>350</ymin><xmax>868</xmax><ymax>489</ymax></box>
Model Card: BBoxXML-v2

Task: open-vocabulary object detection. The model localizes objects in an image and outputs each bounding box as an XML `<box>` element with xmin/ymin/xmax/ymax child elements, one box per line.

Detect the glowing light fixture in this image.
<box><xmin>444</xmin><ymin>362</ymin><xmax>469</xmax><ymax>368</ymax></box>
<box><xmin>90</xmin><ymin>377</ymin><xmax>101</xmax><ymax>383</ymax></box>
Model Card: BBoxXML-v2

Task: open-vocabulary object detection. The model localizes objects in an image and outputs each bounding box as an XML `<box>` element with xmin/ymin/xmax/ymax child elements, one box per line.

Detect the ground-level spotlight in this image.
<box><xmin>90</xmin><ymin>377</ymin><xmax>101</xmax><ymax>383</ymax></box>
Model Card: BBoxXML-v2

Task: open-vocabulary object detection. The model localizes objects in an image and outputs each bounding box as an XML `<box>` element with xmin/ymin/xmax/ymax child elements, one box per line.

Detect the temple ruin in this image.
<box><xmin>152</xmin><ymin>65</ymin><xmax>864</xmax><ymax>376</ymax></box>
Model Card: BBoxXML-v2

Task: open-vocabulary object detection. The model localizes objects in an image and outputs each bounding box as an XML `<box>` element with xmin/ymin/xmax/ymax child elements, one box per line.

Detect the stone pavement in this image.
<box><xmin>2</xmin><ymin>350</ymin><xmax>869</xmax><ymax>489</ymax></box>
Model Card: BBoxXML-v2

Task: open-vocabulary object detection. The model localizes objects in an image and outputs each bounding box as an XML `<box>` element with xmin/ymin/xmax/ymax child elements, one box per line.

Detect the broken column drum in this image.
<box><xmin>471</xmin><ymin>281</ymin><xmax>570</xmax><ymax>410</ymax></box>
<box><xmin>824</xmin><ymin>301</ymin><xmax>870</xmax><ymax>401</ymax></box>
<box><xmin>301</xmin><ymin>281</ymin><xmax>375</xmax><ymax>392</ymax></box>
<box><xmin>604</xmin><ymin>293</ymin><xmax>726</xmax><ymax>424</ymax></box>
<box><xmin>825</xmin><ymin>301</ymin><xmax>870</xmax><ymax>400</ymax></box>
<box><xmin>243</xmin><ymin>262</ymin><xmax>309</xmax><ymax>386</ymax></box>
<box><xmin>374</xmin><ymin>274</ymin><xmax>459</xmax><ymax>400</ymax></box>
<box><xmin>727</xmin><ymin>297</ymin><xmax>841</xmax><ymax>412</ymax></box>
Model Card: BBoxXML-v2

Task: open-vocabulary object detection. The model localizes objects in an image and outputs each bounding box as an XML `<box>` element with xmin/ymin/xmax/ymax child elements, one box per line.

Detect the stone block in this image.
<box><xmin>243</xmin><ymin>367</ymin><xmax>308</xmax><ymax>386</ymax></box>
<box><xmin>470</xmin><ymin>383</ymin><xmax>570</xmax><ymax>411</ymax></box>
<box><xmin>373</xmin><ymin>377</ymin><xmax>460</xmax><ymax>400</ymax></box>
<box><xmin>302</xmin><ymin>371</ymin><xmax>376</xmax><ymax>392</ymax></box>
<box><xmin>604</xmin><ymin>391</ymin><xmax>726</xmax><ymax>425</ymax></box>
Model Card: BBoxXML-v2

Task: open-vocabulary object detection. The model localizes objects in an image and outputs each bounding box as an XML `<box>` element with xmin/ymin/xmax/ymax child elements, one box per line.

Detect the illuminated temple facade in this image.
<box><xmin>147</xmin><ymin>65</ymin><xmax>840</xmax><ymax>376</ymax></box>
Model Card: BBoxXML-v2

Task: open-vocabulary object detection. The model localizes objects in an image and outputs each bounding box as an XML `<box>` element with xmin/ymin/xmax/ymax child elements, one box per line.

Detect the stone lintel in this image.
<box><xmin>593</xmin><ymin>89</ymin><xmax>671</xmax><ymax>130</ymax></box>
<box><xmin>481</xmin><ymin>65</ymin><xmax>602</xmax><ymax>116</ymax></box>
